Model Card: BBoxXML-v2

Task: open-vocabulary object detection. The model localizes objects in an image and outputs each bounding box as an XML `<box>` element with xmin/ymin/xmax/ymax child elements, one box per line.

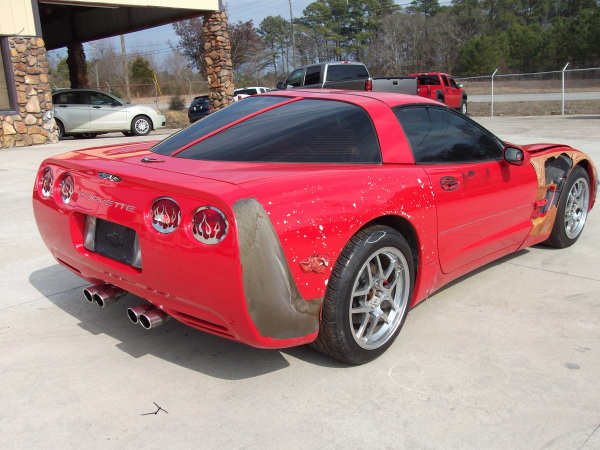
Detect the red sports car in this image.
<box><xmin>33</xmin><ymin>90</ymin><xmax>597</xmax><ymax>364</ymax></box>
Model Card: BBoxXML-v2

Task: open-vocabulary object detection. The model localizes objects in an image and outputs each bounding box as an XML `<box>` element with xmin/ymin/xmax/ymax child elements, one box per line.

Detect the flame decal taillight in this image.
<box><xmin>40</xmin><ymin>167</ymin><xmax>53</xmax><ymax>198</ymax></box>
<box><xmin>192</xmin><ymin>206</ymin><xmax>228</xmax><ymax>245</ymax></box>
<box><xmin>151</xmin><ymin>198</ymin><xmax>181</xmax><ymax>233</ymax></box>
<box><xmin>60</xmin><ymin>174</ymin><xmax>75</xmax><ymax>204</ymax></box>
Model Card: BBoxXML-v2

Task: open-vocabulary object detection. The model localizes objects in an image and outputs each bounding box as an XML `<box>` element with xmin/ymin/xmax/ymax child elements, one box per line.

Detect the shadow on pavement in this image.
<box><xmin>29</xmin><ymin>264</ymin><xmax>347</xmax><ymax>379</ymax></box>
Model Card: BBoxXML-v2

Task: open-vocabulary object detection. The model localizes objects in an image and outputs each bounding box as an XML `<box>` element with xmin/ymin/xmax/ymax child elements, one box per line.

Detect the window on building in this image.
<box><xmin>1</xmin><ymin>38</ymin><xmax>16</xmax><ymax>112</ymax></box>
<box><xmin>0</xmin><ymin>37</ymin><xmax>13</xmax><ymax>111</ymax></box>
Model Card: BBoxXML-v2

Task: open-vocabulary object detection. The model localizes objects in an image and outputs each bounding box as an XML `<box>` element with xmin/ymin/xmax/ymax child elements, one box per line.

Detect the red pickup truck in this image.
<box><xmin>409</xmin><ymin>72</ymin><xmax>468</xmax><ymax>115</ymax></box>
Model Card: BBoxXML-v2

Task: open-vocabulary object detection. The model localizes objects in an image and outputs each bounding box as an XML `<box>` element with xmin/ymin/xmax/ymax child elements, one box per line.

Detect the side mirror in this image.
<box><xmin>112</xmin><ymin>101</ymin><xmax>121</xmax><ymax>107</ymax></box>
<box><xmin>276</xmin><ymin>82</ymin><xmax>285</xmax><ymax>90</ymax></box>
<box><xmin>503</xmin><ymin>146</ymin><xmax>528</xmax><ymax>166</ymax></box>
<box><xmin>458</xmin><ymin>83</ymin><xmax>463</xmax><ymax>88</ymax></box>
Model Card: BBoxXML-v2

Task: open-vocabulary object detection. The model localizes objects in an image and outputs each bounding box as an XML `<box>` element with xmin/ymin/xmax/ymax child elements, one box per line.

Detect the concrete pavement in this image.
<box><xmin>1</xmin><ymin>117</ymin><xmax>599</xmax><ymax>449</ymax></box>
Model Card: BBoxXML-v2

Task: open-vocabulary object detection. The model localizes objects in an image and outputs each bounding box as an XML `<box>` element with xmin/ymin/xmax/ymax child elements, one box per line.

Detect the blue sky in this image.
<box><xmin>48</xmin><ymin>1</ymin><xmax>314</xmax><ymax>62</ymax></box>
<box><xmin>123</xmin><ymin>0</ymin><xmax>314</xmax><ymax>53</ymax></box>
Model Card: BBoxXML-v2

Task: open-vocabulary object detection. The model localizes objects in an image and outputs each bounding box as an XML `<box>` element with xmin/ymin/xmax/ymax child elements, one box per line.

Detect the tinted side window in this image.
<box><xmin>304</xmin><ymin>66</ymin><xmax>321</xmax><ymax>85</ymax></box>
<box><xmin>90</xmin><ymin>92</ymin><xmax>117</xmax><ymax>105</ymax></box>
<box><xmin>175</xmin><ymin>99</ymin><xmax>381</xmax><ymax>164</ymax></box>
<box><xmin>53</xmin><ymin>92</ymin><xmax>86</xmax><ymax>105</ymax></box>
<box><xmin>395</xmin><ymin>106</ymin><xmax>503</xmax><ymax>163</ymax></box>
<box><xmin>286</xmin><ymin>69</ymin><xmax>304</xmax><ymax>87</ymax></box>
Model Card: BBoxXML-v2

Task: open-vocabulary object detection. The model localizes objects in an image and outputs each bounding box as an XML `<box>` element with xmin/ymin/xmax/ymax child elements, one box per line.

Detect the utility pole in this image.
<box><xmin>120</xmin><ymin>35</ymin><xmax>131</xmax><ymax>102</ymax></box>
<box><xmin>289</xmin><ymin>0</ymin><xmax>297</xmax><ymax>69</ymax></box>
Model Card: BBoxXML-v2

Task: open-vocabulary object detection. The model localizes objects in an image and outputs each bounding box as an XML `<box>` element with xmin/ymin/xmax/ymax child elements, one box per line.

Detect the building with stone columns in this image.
<box><xmin>1</xmin><ymin>0</ymin><xmax>233</xmax><ymax>148</ymax></box>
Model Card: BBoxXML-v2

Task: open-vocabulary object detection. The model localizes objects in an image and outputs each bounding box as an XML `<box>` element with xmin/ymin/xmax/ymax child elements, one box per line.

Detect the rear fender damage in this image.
<box><xmin>234</xmin><ymin>198</ymin><xmax>323</xmax><ymax>340</ymax></box>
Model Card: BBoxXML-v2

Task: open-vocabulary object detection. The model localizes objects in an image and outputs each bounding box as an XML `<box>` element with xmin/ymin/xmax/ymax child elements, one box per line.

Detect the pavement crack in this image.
<box><xmin>142</xmin><ymin>402</ymin><xmax>169</xmax><ymax>416</ymax></box>
<box><xmin>580</xmin><ymin>422</ymin><xmax>600</xmax><ymax>449</ymax></box>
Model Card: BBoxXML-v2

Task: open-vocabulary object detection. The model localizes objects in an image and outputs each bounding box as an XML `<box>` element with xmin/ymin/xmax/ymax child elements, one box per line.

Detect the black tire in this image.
<box><xmin>311</xmin><ymin>225</ymin><xmax>414</xmax><ymax>365</ymax></box>
<box><xmin>122</xmin><ymin>131</ymin><xmax>135</xmax><ymax>137</ymax></box>
<box><xmin>76</xmin><ymin>133</ymin><xmax>98</xmax><ymax>139</ymax></box>
<box><xmin>56</xmin><ymin>120</ymin><xmax>65</xmax><ymax>140</ymax></box>
<box><xmin>459</xmin><ymin>99</ymin><xmax>467</xmax><ymax>115</ymax></box>
<box><xmin>131</xmin><ymin>115</ymin><xmax>152</xmax><ymax>136</ymax></box>
<box><xmin>544</xmin><ymin>165</ymin><xmax>590</xmax><ymax>248</ymax></box>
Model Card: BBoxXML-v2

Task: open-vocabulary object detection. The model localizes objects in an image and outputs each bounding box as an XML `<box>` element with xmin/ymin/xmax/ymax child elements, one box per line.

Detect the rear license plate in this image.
<box><xmin>94</xmin><ymin>218</ymin><xmax>137</xmax><ymax>265</ymax></box>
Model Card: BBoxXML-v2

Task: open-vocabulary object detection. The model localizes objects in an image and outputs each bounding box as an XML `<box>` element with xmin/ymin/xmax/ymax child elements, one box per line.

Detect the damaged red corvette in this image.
<box><xmin>33</xmin><ymin>90</ymin><xmax>597</xmax><ymax>364</ymax></box>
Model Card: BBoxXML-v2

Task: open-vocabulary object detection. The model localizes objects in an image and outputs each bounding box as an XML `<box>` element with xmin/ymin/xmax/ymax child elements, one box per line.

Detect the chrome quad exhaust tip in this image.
<box><xmin>138</xmin><ymin>309</ymin><xmax>170</xmax><ymax>330</ymax></box>
<box><xmin>83</xmin><ymin>284</ymin><xmax>127</xmax><ymax>307</ymax></box>
<box><xmin>127</xmin><ymin>304</ymin><xmax>155</xmax><ymax>324</ymax></box>
<box><xmin>83</xmin><ymin>284</ymin><xmax>106</xmax><ymax>303</ymax></box>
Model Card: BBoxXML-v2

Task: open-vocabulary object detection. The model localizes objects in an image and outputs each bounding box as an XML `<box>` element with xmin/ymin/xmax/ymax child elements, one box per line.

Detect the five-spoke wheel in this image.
<box><xmin>545</xmin><ymin>165</ymin><xmax>591</xmax><ymax>248</ymax></box>
<box><xmin>563</xmin><ymin>175</ymin><xmax>589</xmax><ymax>240</ymax></box>
<box><xmin>349</xmin><ymin>247</ymin><xmax>410</xmax><ymax>350</ymax></box>
<box><xmin>311</xmin><ymin>225</ymin><xmax>414</xmax><ymax>365</ymax></box>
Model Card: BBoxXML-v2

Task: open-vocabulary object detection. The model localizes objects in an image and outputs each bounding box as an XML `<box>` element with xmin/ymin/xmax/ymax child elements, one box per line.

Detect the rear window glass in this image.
<box><xmin>152</xmin><ymin>96</ymin><xmax>289</xmax><ymax>155</ymax></box>
<box><xmin>417</xmin><ymin>76</ymin><xmax>439</xmax><ymax>86</ymax></box>
<box><xmin>326</xmin><ymin>65</ymin><xmax>369</xmax><ymax>82</ymax></box>
<box><xmin>191</xmin><ymin>96</ymin><xmax>209</xmax><ymax>106</ymax></box>
<box><xmin>234</xmin><ymin>89</ymin><xmax>258</xmax><ymax>96</ymax></box>
<box><xmin>173</xmin><ymin>98</ymin><xmax>381</xmax><ymax>164</ymax></box>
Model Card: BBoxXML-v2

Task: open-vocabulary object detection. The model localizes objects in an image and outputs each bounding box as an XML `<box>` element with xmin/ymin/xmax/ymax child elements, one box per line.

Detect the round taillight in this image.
<box><xmin>40</xmin><ymin>167</ymin><xmax>53</xmax><ymax>198</ymax></box>
<box><xmin>59</xmin><ymin>174</ymin><xmax>75</xmax><ymax>204</ymax></box>
<box><xmin>151</xmin><ymin>198</ymin><xmax>181</xmax><ymax>233</ymax></box>
<box><xmin>192</xmin><ymin>206</ymin><xmax>228</xmax><ymax>245</ymax></box>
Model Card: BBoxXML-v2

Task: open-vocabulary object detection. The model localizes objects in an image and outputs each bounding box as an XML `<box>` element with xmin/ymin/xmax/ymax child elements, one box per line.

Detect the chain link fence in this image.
<box><xmin>60</xmin><ymin>68</ymin><xmax>600</xmax><ymax>116</ymax></box>
<box><xmin>458</xmin><ymin>67</ymin><xmax>600</xmax><ymax>117</ymax></box>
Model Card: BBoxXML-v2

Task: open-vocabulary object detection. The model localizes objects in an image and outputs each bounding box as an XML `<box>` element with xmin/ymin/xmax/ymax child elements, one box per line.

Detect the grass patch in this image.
<box><xmin>164</xmin><ymin>110</ymin><xmax>190</xmax><ymax>129</ymax></box>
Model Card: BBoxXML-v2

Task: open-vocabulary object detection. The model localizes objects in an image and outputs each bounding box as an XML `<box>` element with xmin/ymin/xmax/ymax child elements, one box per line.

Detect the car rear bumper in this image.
<box><xmin>32</xmin><ymin>166</ymin><xmax>321</xmax><ymax>349</ymax></box>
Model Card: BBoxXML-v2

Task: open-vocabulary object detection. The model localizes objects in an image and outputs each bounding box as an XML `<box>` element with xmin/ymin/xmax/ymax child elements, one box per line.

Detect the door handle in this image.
<box><xmin>440</xmin><ymin>176</ymin><xmax>460</xmax><ymax>191</ymax></box>
<box><xmin>59</xmin><ymin>105</ymin><xmax>68</xmax><ymax>108</ymax></box>
<box><xmin>93</xmin><ymin>106</ymin><xmax>101</xmax><ymax>109</ymax></box>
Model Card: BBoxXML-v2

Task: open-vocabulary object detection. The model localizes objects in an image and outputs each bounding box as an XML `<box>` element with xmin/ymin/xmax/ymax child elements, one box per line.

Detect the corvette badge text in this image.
<box><xmin>78</xmin><ymin>192</ymin><xmax>136</xmax><ymax>212</ymax></box>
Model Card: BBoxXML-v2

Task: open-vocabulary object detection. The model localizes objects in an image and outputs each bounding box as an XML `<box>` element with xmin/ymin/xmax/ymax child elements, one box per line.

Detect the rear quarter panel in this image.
<box><xmin>240</xmin><ymin>165</ymin><xmax>439</xmax><ymax>302</ymax></box>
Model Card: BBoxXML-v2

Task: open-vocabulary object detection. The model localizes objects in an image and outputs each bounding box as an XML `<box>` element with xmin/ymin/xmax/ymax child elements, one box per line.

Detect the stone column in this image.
<box><xmin>202</xmin><ymin>11</ymin><xmax>234</xmax><ymax>111</ymax></box>
<box><xmin>0</xmin><ymin>37</ymin><xmax>56</xmax><ymax>148</ymax></box>
<box><xmin>66</xmin><ymin>42</ymin><xmax>89</xmax><ymax>89</ymax></box>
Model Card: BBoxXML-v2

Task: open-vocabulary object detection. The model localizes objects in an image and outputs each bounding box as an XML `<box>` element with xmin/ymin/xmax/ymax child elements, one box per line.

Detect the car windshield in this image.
<box><xmin>152</xmin><ymin>96</ymin><xmax>381</xmax><ymax>164</ymax></box>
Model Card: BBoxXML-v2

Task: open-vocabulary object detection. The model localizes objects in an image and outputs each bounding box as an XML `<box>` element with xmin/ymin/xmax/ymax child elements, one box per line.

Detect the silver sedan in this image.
<box><xmin>52</xmin><ymin>89</ymin><xmax>166</xmax><ymax>139</ymax></box>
